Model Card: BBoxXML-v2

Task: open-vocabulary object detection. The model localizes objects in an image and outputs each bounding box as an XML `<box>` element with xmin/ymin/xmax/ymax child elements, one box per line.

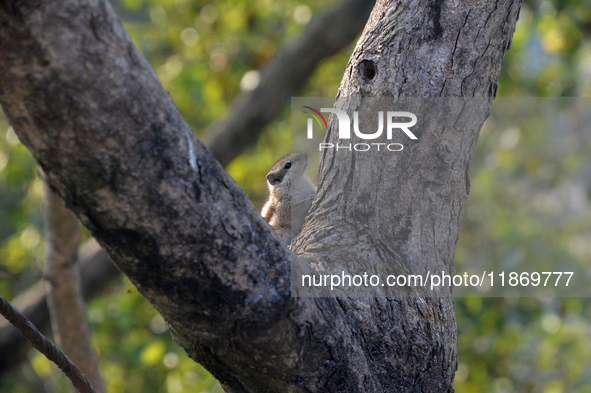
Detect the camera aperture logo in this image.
<box><xmin>302</xmin><ymin>106</ymin><xmax>418</xmax><ymax>152</ymax></box>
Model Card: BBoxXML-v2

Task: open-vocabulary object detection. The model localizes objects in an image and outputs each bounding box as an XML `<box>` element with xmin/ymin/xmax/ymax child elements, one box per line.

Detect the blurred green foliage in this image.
<box><xmin>0</xmin><ymin>0</ymin><xmax>590</xmax><ymax>392</ymax></box>
<box><xmin>454</xmin><ymin>100</ymin><xmax>591</xmax><ymax>392</ymax></box>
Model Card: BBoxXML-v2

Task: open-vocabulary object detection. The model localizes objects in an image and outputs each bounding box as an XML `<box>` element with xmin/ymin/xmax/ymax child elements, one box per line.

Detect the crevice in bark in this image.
<box><xmin>428</xmin><ymin>0</ymin><xmax>445</xmax><ymax>40</ymax></box>
<box><xmin>358</xmin><ymin>59</ymin><xmax>377</xmax><ymax>82</ymax></box>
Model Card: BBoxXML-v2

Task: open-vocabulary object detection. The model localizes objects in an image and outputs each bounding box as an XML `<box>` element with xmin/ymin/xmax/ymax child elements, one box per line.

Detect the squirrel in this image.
<box><xmin>261</xmin><ymin>152</ymin><xmax>316</xmax><ymax>246</ymax></box>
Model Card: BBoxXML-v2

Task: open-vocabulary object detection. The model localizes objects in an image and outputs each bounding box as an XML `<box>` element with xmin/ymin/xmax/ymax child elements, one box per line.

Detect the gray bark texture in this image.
<box><xmin>0</xmin><ymin>0</ymin><xmax>521</xmax><ymax>392</ymax></box>
<box><xmin>0</xmin><ymin>0</ymin><xmax>374</xmax><ymax>374</ymax></box>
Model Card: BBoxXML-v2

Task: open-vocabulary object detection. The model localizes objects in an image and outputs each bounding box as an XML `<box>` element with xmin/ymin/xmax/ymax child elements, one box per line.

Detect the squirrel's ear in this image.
<box><xmin>266</xmin><ymin>173</ymin><xmax>282</xmax><ymax>185</ymax></box>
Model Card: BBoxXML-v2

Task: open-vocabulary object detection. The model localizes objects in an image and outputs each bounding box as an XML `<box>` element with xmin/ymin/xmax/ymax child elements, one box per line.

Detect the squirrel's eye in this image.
<box><xmin>284</xmin><ymin>162</ymin><xmax>291</xmax><ymax>169</ymax></box>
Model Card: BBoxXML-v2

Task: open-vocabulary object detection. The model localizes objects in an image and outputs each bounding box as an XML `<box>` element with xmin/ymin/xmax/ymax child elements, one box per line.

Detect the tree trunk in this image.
<box><xmin>0</xmin><ymin>0</ymin><xmax>521</xmax><ymax>392</ymax></box>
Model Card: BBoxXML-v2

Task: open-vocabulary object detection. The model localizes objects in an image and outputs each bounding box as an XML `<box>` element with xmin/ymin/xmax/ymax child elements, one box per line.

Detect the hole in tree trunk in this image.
<box><xmin>358</xmin><ymin>60</ymin><xmax>377</xmax><ymax>82</ymax></box>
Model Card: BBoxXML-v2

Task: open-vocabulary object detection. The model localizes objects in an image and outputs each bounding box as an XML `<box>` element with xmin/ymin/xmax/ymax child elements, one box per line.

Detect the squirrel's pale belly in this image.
<box><xmin>261</xmin><ymin>153</ymin><xmax>316</xmax><ymax>246</ymax></box>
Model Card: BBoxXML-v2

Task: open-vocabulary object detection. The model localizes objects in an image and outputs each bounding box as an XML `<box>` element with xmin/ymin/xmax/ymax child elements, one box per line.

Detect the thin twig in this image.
<box><xmin>0</xmin><ymin>295</ymin><xmax>96</xmax><ymax>393</ymax></box>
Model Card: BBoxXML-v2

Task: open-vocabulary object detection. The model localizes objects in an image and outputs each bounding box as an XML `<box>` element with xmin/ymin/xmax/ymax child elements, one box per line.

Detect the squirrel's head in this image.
<box><xmin>266</xmin><ymin>152</ymin><xmax>308</xmax><ymax>190</ymax></box>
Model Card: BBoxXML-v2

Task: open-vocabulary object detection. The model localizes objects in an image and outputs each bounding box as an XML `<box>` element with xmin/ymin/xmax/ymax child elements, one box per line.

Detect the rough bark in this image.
<box><xmin>43</xmin><ymin>184</ymin><xmax>105</xmax><ymax>393</ymax></box>
<box><xmin>0</xmin><ymin>0</ymin><xmax>373</xmax><ymax>371</ymax></box>
<box><xmin>0</xmin><ymin>0</ymin><xmax>521</xmax><ymax>392</ymax></box>
<box><xmin>206</xmin><ymin>0</ymin><xmax>376</xmax><ymax>167</ymax></box>
<box><xmin>290</xmin><ymin>1</ymin><xmax>520</xmax><ymax>390</ymax></box>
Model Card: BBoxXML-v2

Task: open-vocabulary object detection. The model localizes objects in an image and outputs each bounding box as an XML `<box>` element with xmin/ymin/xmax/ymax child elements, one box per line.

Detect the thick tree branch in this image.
<box><xmin>0</xmin><ymin>0</ymin><xmax>374</xmax><ymax>374</ymax></box>
<box><xmin>0</xmin><ymin>1</ymin><xmax>293</xmax><ymax>390</ymax></box>
<box><xmin>206</xmin><ymin>0</ymin><xmax>376</xmax><ymax>167</ymax></box>
<box><xmin>0</xmin><ymin>0</ymin><xmax>521</xmax><ymax>392</ymax></box>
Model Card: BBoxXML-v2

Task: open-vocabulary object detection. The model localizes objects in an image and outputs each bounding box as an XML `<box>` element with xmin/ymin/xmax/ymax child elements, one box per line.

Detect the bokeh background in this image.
<box><xmin>1</xmin><ymin>0</ymin><xmax>591</xmax><ymax>392</ymax></box>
